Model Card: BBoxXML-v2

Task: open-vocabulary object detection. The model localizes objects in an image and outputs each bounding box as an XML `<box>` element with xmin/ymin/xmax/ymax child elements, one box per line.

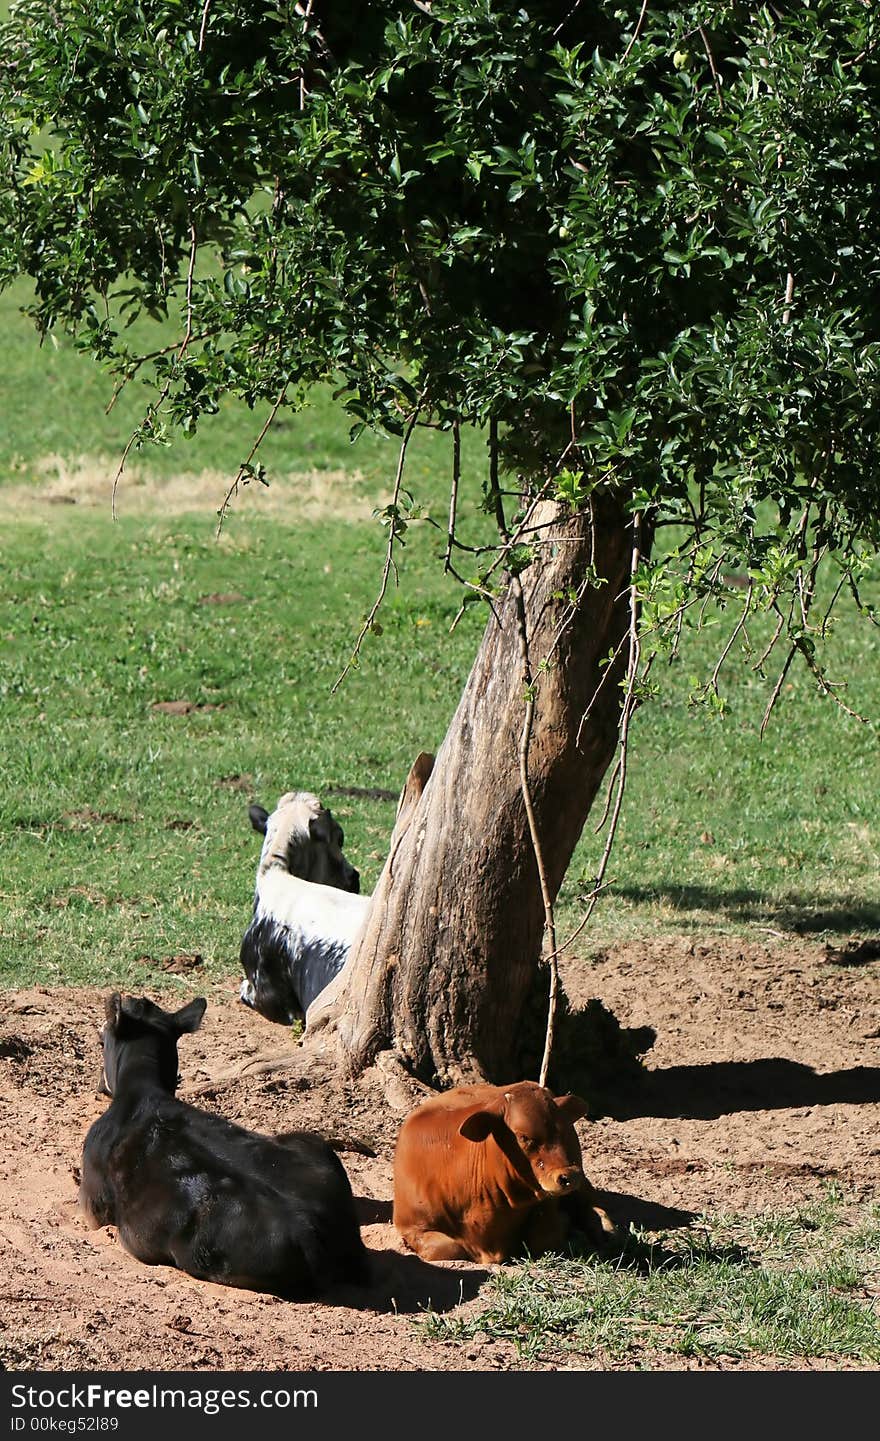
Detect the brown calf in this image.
<box><xmin>393</xmin><ymin>1080</ymin><xmax>617</xmax><ymax>1264</ymax></box>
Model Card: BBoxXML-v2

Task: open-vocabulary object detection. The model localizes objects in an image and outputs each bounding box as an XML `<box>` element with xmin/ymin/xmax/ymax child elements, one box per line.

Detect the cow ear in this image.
<box><xmin>555</xmin><ymin>1093</ymin><xmax>590</xmax><ymax>1123</ymax></box>
<box><xmin>249</xmin><ymin>804</ymin><xmax>269</xmax><ymax>835</ymax></box>
<box><xmin>173</xmin><ymin>998</ymin><xmax>207</xmax><ymax>1034</ymax></box>
<box><xmin>308</xmin><ymin>812</ymin><xmax>332</xmax><ymax>844</ymax></box>
<box><xmin>103</xmin><ymin>992</ymin><xmax>123</xmax><ymax>1031</ymax></box>
<box><xmin>459</xmin><ymin>1110</ymin><xmax>496</xmax><ymax>1142</ymax></box>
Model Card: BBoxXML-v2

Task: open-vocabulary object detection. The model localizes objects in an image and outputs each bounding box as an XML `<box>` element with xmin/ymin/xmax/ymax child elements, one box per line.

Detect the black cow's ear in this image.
<box><xmin>459</xmin><ymin>1110</ymin><xmax>496</xmax><ymax>1142</ymax></box>
<box><xmin>555</xmin><ymin>1093</ymin><xmax>589</xmax><ymax>1123</ymax></box>
<box><xmin>249</xmin><ymin>804</ymin><xmax>269</xmax><ymax>835</ymax></box>
<box><xmin>308</xmin><ymin>811</ymin><xmax>332</xmax><ymax>844</ymax></box>
<box><xmin>173</xmin><ymin>997</ymin><xmax>207</xmax><ymax>1033</ymax></box>
<box><xmin>103</xmin><ymin>992</ymin><xmax>123</xmax><ymax>1031</ymax></box>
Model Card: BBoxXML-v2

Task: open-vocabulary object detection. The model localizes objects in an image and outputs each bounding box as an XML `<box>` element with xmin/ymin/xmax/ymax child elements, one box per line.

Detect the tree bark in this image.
<box><xmin>308</xmin><ymin>495</ymin><xmax>636</xmax><ymax>1084</ymax></box>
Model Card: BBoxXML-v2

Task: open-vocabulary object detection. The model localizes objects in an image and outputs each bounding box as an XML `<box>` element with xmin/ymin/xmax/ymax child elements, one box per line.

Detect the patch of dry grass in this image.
<box><xmin>0</xmin><ymin>454</ymin><xmax>378</xmax><ymax>522</ymax></box>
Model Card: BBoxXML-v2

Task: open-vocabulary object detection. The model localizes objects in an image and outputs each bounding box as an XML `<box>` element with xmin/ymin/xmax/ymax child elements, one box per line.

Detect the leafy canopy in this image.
<box><xmin>1</xmin><ymin>1</ymin><xmax>878</xmax><ymax>697</ymax></box>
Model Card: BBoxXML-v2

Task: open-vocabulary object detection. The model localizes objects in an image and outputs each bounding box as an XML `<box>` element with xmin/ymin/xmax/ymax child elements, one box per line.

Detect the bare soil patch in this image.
<box><xmin>1</xmin><ymin>935</ymin><xmax>878</xmax><ymax>1373</ymax></box>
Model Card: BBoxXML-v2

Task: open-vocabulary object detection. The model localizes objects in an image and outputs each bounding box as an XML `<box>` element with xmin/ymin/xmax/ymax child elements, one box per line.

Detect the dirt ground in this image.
<box><xmin>1</xmin><ymin>935</ymin><xmax>878</xmax><ymax>1373</ymax></box>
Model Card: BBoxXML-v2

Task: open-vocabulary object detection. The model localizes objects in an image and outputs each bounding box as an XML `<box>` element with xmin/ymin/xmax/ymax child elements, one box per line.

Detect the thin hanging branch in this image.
<box><xmin>754</xmin><ymin>605</ymin><xmax>786</xmax><ymax>674</ymax></box>
<box><xmin>111</xmin><ymin>219</ymin><xmax>199</xmax><ymax>520</ymax></box>
<box><xmin>820</xmin><ymin>567</ymin><xmax>850</xmax><ymax>639</ymax></box>
<box><xmin>443</xmin><ymin>420</ymin><xmax>461</xmax><ymax>574</ymax></box>
<box><xmin>331</xmin><ymin>405</ymin><xmax>422</xmax><ymax>693</ymax></box>
<box><xmin>442</xmin><ymin>419</ymin><xmax>504</xmax><ymax>616</ymax></box>
<box><xmin>621</xmin><ymin>0</ymin><xmax>650</xmax><ymax>62</ymax></box>
<box><xmin>794</xmin><ymin>641</ymin><xmax>872</xmax><ymax>725</ymax></box>
<box><xmin>576</xmin><ymin>632</ymin><xmax>630</xmax><ymax>749</ymax></box>
<box><xmin>215</xmin><ymin>383</ymin><xmax>288</xmax><ymax>537</ymax></box>
<box><xmin>447</xmin><ymin>475</ymin><xmax>558</xmax><ymax>634</ymax></box>
<box><xmin>668</xmin><ymin>546</ymin><xmax>699</xmax><ymax>664</ymax></box>
<box><xmin>698</xmin><ymin>24</ymin><xmax>723</xmax><ymax>102</ymax></box>
<box><xmin>559</xmin><ymin>512</ymin><xmax>646</xmax><ymax>957</ymax></box>
<box><xmin>760</xmin><ymin>642</ymin><xmax>797</xmax><ymax>738</ymax></box>
<box><xmin>104</xmin><ymin>330</ymin><xmax>217</xmax><ymax>414</ymax></box>
<box><xmin>695</xmin><ymin>551</ymin><xmax>731</xmax><ymax>629</ymax></box>
<box><xmin>708</xmin><ymin>579</ymin><xmax>754</xmax><ymax>695</ymax></box>
<box><xmin>297</xmin><ymin>0</ymin><xmax>316</xmax><ymax>110</ymax></box>
<box><xmin>592</xmin><ymin>753</ymin><xmax>622</xmax><ymax>836</ymax></box>
<box><xmin>461</xmin><ymin>474</ymin><xmax>556</xmax><ymax>592</ymax></box>
<box><xmin>197</xmin><ymin>0</ymin><xmax>212</xmax><ymax>52</ymax></box>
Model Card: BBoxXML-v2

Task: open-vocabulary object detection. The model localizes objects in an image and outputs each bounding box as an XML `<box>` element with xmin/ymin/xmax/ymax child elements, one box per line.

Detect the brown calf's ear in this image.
<box><xmin>459</xmin><ymin>1110</ymin><xmax>497</xmax><ymax>1142</ymax></box>
<box><xmin>173</xmin><ymin>997</ymin><xmax>207</xmax><ymax>1033</ymax></box>
<box><xmin>555</xmin><ymin>1093</ymin><xmax>590</xmax><ymax>1123</ymax></box>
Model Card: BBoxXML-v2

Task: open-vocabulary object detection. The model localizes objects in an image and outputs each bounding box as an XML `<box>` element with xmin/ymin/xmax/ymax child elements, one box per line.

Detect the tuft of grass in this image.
<box><xmin>419</xmin><ymin>1191</ymin><xmax>880</xmax><ymax>1366</ymax></box>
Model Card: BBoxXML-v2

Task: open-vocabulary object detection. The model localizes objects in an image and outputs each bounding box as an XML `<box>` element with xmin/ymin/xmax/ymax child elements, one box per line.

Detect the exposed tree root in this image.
<box><xmin>180</xmin><ymin>1023</ymin><xmax>439</xmax><ymax>1114</ymax></box>
<box><xmin>366</xmin><ymin>1050</ymin><xmax>436</xmax><ymax>1114</ymax></box>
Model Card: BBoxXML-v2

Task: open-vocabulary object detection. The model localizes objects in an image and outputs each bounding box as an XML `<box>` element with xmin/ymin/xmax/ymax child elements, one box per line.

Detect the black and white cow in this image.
<box><xmin>239</xmin><ymin>791</ymin><xmax>371</xmax><ymax>1026</ymax></box>
<box><xmin>80</xmin><ymin>993</ymin><xmax>368</xmax><ymax>1296</ymax></box>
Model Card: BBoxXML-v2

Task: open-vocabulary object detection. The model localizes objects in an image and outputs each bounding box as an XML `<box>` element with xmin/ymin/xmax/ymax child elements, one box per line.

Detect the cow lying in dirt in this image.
<box><xmin>80</xmin><ymin>993</ymin><xmax>368</xmax><ymax>1296</ymax></box>
<box><xmin>239</xmin><ymin>791</ymin><xmax>371</xmax><ymax>1025</ymax></box>
<box><xmin>393</xmin><ymin>1080</ymin><xmax>618</xmax><ymax>1263</ymax></box>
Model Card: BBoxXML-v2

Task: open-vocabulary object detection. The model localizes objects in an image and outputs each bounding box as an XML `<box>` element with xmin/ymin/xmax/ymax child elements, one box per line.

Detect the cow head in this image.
<box><xmin>249</xmin><ymin>791</ymin><xmax>360</xmax><ymax>892</ymax></box>
<box><xmin>98</xmin><ymin>993</ymin><xmax>207</xmax><ymax>1097</ymax></box>
<box><xmin>459</xmin><ymin>1081</ymin><xmax>588</xmax><ymax>1197</ymax></box>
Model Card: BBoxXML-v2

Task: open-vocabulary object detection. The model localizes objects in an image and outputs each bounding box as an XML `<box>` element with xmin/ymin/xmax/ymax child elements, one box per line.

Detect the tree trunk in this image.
<box><xmin>308</xmin><ymin>495</ymin><xmax>636</xmax><ymax>1084</ymax></box>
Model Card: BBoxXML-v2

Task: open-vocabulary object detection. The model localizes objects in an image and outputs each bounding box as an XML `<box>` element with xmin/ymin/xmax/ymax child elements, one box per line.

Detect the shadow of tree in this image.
<box><xmin>612</xmin><ymin>883</ymin><xmax>880</xmax><ymax>936</ymax></box>
<box><xmin>563</xmin><ymin>1193</ymin><xmax>752</xmax><ymax>1274</ymax></box>
<box><xmin>602</xmin><ymin>1058</ymin><xmax>880</xmax><ymax>1121</ymax></box>
<box><xmin>569</xmin><ymin>1228</ymin><xmax>753</xmax><ymax>1276</ymax></box>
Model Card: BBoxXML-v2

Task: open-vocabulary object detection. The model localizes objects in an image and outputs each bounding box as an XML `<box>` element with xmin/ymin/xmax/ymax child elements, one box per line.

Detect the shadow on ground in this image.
<box><xmin>603</xmin><ymin>1059</ymin><xmax>880</xmax><ymax>1121</ymax></box>
<box><xmin>596</xmin><ymin>1189</ymin><xmax>697</xmax><ymax>1233</ymax></box>
<box><xmin>612</xmin><ymin>884</ymin><xmax>880</xmax><ymax>936</ymax></box>
<box><xmin>329</xmin><ymin>1240</ymin><xmax>489</xmax><ymax>1315</ymax></box>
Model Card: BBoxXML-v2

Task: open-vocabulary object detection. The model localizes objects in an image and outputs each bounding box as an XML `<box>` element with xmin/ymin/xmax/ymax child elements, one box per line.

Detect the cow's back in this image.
<box><xmin>81</xmin><ymin>1096</ymin><xmax>367</xmax><ymax>1295</ymax></box>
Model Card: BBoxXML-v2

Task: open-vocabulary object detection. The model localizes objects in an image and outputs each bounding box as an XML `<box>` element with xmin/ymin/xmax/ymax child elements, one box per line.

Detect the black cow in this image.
<box><xmin>80</xmin><ymin>993</ymin><xmax>368</xmax><ymax>1296</ymax></box>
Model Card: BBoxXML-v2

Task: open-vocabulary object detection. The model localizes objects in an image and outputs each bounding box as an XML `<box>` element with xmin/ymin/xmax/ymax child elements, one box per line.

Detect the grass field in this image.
<box><xmin>1</xmin><ymin>263</ymin><xmax>879</xmax><ymax>1371</ymax></box>
<box><xmin>422</xmin><ymin>1186</ymin><xmax>880</xmax><ymax>1365</ymax></box>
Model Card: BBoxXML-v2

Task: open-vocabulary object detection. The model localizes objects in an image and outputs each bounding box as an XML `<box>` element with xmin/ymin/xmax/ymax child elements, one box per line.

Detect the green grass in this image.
<box><xmin>0</xmin><ymin>275</ymin><xmax>487</xmax><ymax>497</ymax></box>
<box><xmin>0</xmin><ymin>507</ymin><xmax>485</xmax><ymax>989</ymax></box>
<box><xmin>1</xmin><ymin>274</ymin><xmax>879</xmax><ymax>988</ymax></box>
<box><xmin>419</xmin><ymin>1188</ymin><xmax>880</xmax><ymax>1366</ymax></box>
<box><xmin>562</xmin><ymin>609</ymin><xmax>880</xmax><ymax>948</ymax></box>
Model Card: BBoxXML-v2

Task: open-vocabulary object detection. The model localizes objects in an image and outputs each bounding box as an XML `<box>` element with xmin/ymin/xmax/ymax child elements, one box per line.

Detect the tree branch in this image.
<box><xmin>215</xmin><ymin>383</ymin><xmax>288</xmax><ymax>537</ymax></box>
<box><xmin>621</xmin><ymin>0</ymin><xmax>649</xmax><ymax>63</ymax></box>
<box><xmin>111</xmin><ymin>221</ymin><xmax>199</xmax><ymax>520</ymax></box>
<box><xmin>443</xmin><ymin>420</ymin><xmax>461</xmax><ymax>574</ymax></box>
<box><xmin>560</xmin><ymin>513</ymin><xmax>647</xmax><ymax>955</ymax></box>
<box><xmin>331</xmin><ymin>405</ymin><xmax>422</xmax><ymax>693</ymax></box>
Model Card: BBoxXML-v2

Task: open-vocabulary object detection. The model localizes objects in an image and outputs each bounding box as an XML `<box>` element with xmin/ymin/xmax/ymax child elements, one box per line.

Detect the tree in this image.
<box><xmin>2</xmin><ymin>1</ymin><xmax>878</xmax><ymax>1088</ymax></box>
